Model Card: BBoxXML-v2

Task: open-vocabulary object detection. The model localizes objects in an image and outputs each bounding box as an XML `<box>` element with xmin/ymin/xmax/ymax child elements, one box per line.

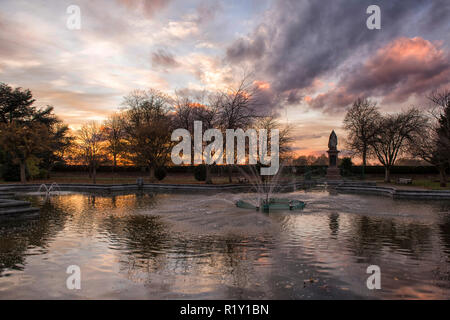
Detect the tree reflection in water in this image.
<box><xmin>0</xmin><ymin>191</ymin><xmax>450</xmax><ymax>299</ymax></box>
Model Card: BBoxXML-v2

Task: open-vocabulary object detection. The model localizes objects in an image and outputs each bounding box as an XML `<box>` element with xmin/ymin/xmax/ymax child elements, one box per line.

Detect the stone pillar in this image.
<box><xmin>326</xmin><ymin>130</ymin><xmax>341</xmax><ymax>180</ymax></box>
<box><xmin>326</xmin><ymin>149</ymin><xmax>341</xmax><ymax>180</ymax></box>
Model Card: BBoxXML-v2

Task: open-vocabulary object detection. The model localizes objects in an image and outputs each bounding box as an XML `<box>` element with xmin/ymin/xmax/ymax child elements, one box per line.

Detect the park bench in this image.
<box><xmin>238</xmin><ymin>177</ymin><xmax>249</xmax><ymax>184</ymax></box>
<box><xmin>397</xmin><ymin>178</ymin><xmax>413</xmax><ymax>185</ymax></box>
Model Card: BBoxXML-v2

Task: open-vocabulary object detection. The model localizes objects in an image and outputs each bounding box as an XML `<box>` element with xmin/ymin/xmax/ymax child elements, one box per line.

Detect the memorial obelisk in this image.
<box><xmin>326</xmin><ymin>130</ymin><xmax>341</xmax><ymax>180</ymax></box>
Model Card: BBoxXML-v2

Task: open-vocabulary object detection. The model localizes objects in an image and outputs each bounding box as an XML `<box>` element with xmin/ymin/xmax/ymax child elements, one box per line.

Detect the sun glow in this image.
<box><xmin>254</xmin><ymin>80</ymin><xmax>271</xmax><ymax>90</ymax></box>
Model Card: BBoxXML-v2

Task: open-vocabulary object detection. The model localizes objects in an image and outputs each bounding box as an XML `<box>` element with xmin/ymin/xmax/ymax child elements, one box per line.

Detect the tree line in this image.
<box><xmin>343</xmin><ymin>91</ymin><xmax>450</xmax><ymax>186</ymax></box>
<box><xmin>0</xmin><ymin>79</ymin><xmax>292</xmax><ymax>184</ymax></box>
<box><xmin>3</xmin><ymin>79</ymin><xmax>448</xmax><ymax>186</ymax></box>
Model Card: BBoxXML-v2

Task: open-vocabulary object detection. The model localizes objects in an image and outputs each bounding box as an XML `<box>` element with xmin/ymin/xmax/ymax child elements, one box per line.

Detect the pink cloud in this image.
<box><xmin>308</xmin><ymin>37</ymin><xmax>450</xmax><ymax>111</ymax></box>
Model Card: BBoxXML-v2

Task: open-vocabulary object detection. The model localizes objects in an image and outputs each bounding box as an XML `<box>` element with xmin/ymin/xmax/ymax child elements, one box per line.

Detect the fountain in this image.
<box><xmin>37</xmin><ymin>183</ymin><xmax>61</xmax><ymax>196</ymax></box>
<box><xmin>235</xmin><ymin>164</ymin><xmax>306</xmax><ymax>211</ymax></box>
<box><xmin>236</xmin><ymin>197</ymin><xmax>305</xmax><ymax>211</ymax></box>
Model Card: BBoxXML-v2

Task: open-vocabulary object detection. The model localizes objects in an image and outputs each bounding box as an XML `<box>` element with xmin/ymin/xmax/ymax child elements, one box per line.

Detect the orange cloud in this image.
<box><xmin>254</xmin><ymin>80</ymin><xmax>271</xmax><ymax>90</ymax></box>
<box><xmin>307</xmin><ymin>37</ymin><xmax>450</xmax><ymax>111</ymax></box>
<box><xmin>373</xmin><ymin>37</ymin><xmax>444</xmax><ymax>64</ymax></box>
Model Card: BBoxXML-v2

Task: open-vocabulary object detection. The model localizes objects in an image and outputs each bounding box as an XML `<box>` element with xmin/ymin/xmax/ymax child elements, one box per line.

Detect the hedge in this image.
<box><xmin>50</xmin><ymin>164</ymin><xmax>443</xmax><ymax>175</ymax></box>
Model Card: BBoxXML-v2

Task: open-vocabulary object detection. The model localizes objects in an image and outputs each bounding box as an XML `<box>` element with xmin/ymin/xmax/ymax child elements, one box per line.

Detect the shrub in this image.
<box><xmin>340</xmin><ymin>157</ymin><xmax>353</xmax><ymax>176</ymax></box>
<box><xmin>304</xmin><ymin>166</ymin><xmax>312</xmax><ymax>180</ymax></box>
<box><xmin>38</xmin><ymin>168</ymin><xmax>49</xmax><ymax>179</ymax></box>
<box><xmin>194</xmin><ymin>164</ymin><xmax>206</xmax><ymax>181</ymax></box>
<box><xmin>1</xmin><ymin>161</ymin><xmax>20</xmax><ymax>182</ymax></box>
<box><xmin>155</xmin><ymin>167</ymin><xmax>167</xmax><ymax>181</ymax></box>
<box><xmin>26</xmin><ymin>156</ymin><xmax>40</xmax><ymax>179</ymax></box>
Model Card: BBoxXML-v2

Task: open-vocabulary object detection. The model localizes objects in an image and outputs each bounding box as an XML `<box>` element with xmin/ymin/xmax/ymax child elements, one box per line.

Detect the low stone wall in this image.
<box><xmin>0</xmin><ymin>180</ymin><xmax>376</xmax><ymax>193</ymax></box>
<box><xmin>4</xmin><ymin>180</ymin><xmax>447</xmax><ymax>200</ymax></box>
<box><xmin>0</xmin><ymin>183</ymin><xmax>248</xmax><ymax>193</ymax></box>
<box><xmin>335</xmin><ymin>185</ymin><xmax>450</xmax><ymax>200</ymax></box>
<box><xmin>0</xmin><ymin>180</ymin><xmax>376</xmax><ymax>194</ymax></box>
<box><xmin>0</xmin><ymin>198</ymin><xmax>40</xmax><ymax>216</ymax></box>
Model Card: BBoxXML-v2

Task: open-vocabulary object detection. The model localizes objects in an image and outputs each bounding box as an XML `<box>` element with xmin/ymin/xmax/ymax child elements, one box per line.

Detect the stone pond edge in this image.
<box><xmin>1</xmin><ymin>180</ymin><xmax>449</xmax><ymax>200</ymax></box>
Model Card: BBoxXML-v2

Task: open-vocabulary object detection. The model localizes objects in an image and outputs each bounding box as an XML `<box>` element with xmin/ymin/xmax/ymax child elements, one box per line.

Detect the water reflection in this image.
<box><xmin>438</xmin><ymin>203</ymin><xmax>450</xmax><ymax>257</ymax></box>
<box><xmin>0</xmin><ymin>200</ymin><xmax>67</xmax><ymax>274</ymax></box>
<box><xmin>348</xmin><ymin>216</ymin><xmax>433</xmax><ymax>260</ymax></box>
<box><xmin>329</xmin><ymin>213</ymin><xmax>339</xmax><ymax>237</ymax></box>
<box><xmin>0</xmin><ymin>191</ymin><xmax>449</xmax><ymax>299</ymax></box>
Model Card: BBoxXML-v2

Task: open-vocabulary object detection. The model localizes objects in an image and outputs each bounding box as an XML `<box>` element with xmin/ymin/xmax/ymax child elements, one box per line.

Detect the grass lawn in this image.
<box><xmin>2</xmin><ymin>172</ymin><xmax>449</xmax><ymax>190</ymax></box>
<box><xmin>410</xmin><ymin>179</ymin><xmax>450</xmax><ymax>190</ymax></box>
<box><xmin>0</xmin><ymin>172</ymin><xmax>239</xmax><ymax>185</ymax></box>
<box><xmin>376</xmin><ymin>178</ymin><xmax>450</xmax><ymax>190</ymax></box>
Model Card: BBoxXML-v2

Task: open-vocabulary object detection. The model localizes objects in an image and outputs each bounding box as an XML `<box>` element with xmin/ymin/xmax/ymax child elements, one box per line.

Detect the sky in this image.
<box><xmin>1</xmin><ymin>0</ymin><xmax>449</xmax><ymax>156</ymax></box>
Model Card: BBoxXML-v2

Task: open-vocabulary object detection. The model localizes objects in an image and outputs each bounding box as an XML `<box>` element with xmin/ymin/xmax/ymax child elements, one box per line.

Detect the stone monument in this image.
<box><xmin>326</xmin><ymin>130</ymin><xmax>341</xmax><ymax>180</ymax></box>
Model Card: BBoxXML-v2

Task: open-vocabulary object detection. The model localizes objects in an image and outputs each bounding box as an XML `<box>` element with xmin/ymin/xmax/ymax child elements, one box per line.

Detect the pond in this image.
<box><xmin>0</xmin><ymin>190</ymin><xmax>449</xmax><ymax>299</ymax></box>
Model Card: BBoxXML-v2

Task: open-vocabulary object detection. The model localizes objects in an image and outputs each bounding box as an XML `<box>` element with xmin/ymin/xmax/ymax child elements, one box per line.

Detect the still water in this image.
<box><xmin>0</xmin><ymin>190</ymin><xmax>449</xmax><ymax>299</ymax></box>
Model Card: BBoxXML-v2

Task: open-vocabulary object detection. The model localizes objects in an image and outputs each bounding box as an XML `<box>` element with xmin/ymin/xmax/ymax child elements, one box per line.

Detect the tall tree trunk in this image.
<box><xmin>439</xmin><ymin>165</ymin><xmax>447</xmax><ymax>187</ymax></box>
<box><xmin>384</xmin><ymin>166</ymin><xmax>391</xmax><ymax>183</ymax></box>
<box><xmin>205</xmin><ymin>164</ymin><xmax>212</xmax><ymax>184</ymax></box>
<box><xmin>228</xmin><ymin>165</ymin><xmax>232</xmax><ymax>183</ymax></box>
<box><xmin>47</xmin><ymin>163</ymin><xmax>54</xmax><ymax>179</ymax></box>
<box><xmin>113</xmin><ymin>154</ymin><xmax>117</xmax><ymax>174</ymax></box>
<box><xmin>149</xmin><ymin>166</ymin><xmax>156</xmax><ymax>182</ymax></box>
<box><xmin>93</xmin><ymin>165</ymin><xmax>97</xmax><ymax>184</ymax></box>
<box><xmin>19</xmin><ymin>161</ymin><xmax>26</xmax><ymax>183</ymax></box>
<box><xmin>362</xmin><ymin>147</ymin><xmax>367</xmax><ymax>179</ymax></box>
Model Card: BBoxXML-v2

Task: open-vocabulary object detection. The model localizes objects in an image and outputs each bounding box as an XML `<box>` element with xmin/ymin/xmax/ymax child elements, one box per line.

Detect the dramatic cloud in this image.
<box><xmin>1</xmin><ymin>0</ymin><xmax>449</xmax><ymax>153</ymax></box>
<box><xmin>226</xmin><ymin>0</ymin><xmax>450</xmax><ymax>111</ymax></box>
<box><xmin>226</xmin><ymin>25</ymin><xmax>268</xmax><ymax>63</ymax></box>
<box><xmin>346</xmin><ymin>37</ymin><xmax>450</xmax><ymax>103</ymax></box>
<box><xmin>309</xmin><ymin>37</ymin><xmax>450</xmax><ymax>111</ymax></box>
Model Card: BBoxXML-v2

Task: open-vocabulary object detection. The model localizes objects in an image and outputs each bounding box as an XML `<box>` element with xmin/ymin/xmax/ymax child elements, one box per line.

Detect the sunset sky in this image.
<box><xmin>1</xmin><ymin>0</ymin><xmax>449</xmax><ymax>156</ymax></box>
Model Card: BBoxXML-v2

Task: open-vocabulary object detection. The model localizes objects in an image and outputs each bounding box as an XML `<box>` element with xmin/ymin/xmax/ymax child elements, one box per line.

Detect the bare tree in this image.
<box><xmin>409</xmin><ymin>121</ymin><xmax>448</xmax><ymax>186</ymax></box>
<box><xmin>172</xmin><ymin>92</ymin><xmax>201</xmax><ymax>134</ymax></box>
<box><xmin>103</xmin><ymin>113</ymin><xmax>125</xmax><ymax>173</ymax></box>
<box><xmin>77</xmin><ymin>121</ymin><xmax>105</xmax><ymax>184</ymax></box>
<box><xmin>195</xmin><ymin>99</ymin><xmax>220</xmax><ymax>184</ymax></box>
<box><xmin>122</xmin><ymin>89</ymin><xmax>173</xmax><ymax>181</ymax></box>
<box><xmin>255</xmin><ymin>115</ymin><xmax>293</xmax><ymax>160</ymax></box>
<box><xmin>172</xmin><ymin>91</ymin><xmax>220</xmax><ymax>184</ymax></box>
<box><xmin>410</xmin><ymin>90</ymin><xmax>450</xmax><ymax>187</ymax></box>
<box><xmin>343</xmin><ymin>98</ymin><xmax>381</xmax><ymax>177</ymax></box>
<box><xmin>430</xmin><ymin>90</ymin><xmax>450</xmax><ymax>162</ymax></box>
<box><xmin>216</xmin><ymin>76</ymin><xmax>259</xmax><ymax>182</ymax></box>
<box><xmin>371</xmin><ymin>108</ymin><xmax>427</xmax><ymax>182</ymax></box>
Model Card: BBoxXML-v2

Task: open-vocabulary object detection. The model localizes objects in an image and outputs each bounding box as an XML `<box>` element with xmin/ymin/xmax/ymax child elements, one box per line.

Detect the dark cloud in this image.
<box><xmin>293</xmin><ymin>133</ymin><xmax>324</xmax><ymax>141</ymax></box>
<box><xmin>151</xmin><ymin>49</ymin><xmax>180</xmax><ymax>68</ymax></box>
<box><xmin>225</xmin><ymin>0</ymin><xmax>450</xmax><ymax>111</ymax></box>
<box><xmin>309</xmin><ymin>37</ymin><xmax>450</xmax><ymax>110</ymax></box>
<box><xmin>286</xmin><ymin>89</ymin><xmax>303</xmax><ymax>105</ymax></box>
<box><xmin>345</xmin><ymin>37</ymin><xmax>450</xmax><ymax>102</ymax></box>
<box><xmin>226</xmin><ymin>25</ymin><xmax>267</xmax><ymax>63</ymax></box>
<box><xmin>291</xmin><ymin>146</ymin><xmax>309</xmax><ymax>151</ymax></box>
